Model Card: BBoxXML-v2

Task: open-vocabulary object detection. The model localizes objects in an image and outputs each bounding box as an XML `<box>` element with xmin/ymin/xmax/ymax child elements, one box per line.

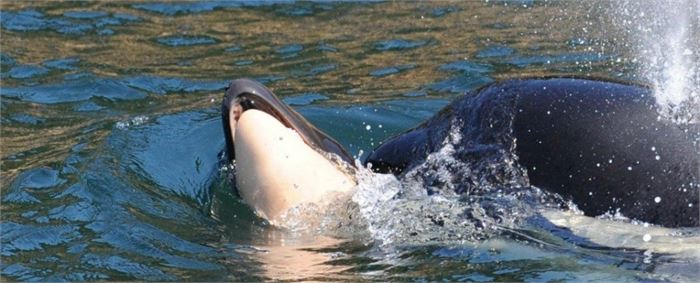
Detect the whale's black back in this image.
<box><xmin>367</xmin><ymin>78</ymin><xmax>700</xmax><ymax>227</ymax></box>
<box><xmin>510</xmin><ymin>79</ymin><xmax>698</xmax><ymax>227</ymax></box>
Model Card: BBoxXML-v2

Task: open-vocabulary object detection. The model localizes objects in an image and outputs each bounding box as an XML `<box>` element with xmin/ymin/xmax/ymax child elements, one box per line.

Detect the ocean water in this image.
<box><xmin>1</xmin><ymin>1</ymin><xmax>699</xmax><ymax>281</ymax></box>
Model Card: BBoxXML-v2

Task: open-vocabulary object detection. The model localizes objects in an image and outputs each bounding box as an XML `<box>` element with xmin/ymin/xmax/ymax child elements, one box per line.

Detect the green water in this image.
<box><xmin>1</xmin><ymin>1</ymin><xmax>698</xmax><ymax>281</ymax></box>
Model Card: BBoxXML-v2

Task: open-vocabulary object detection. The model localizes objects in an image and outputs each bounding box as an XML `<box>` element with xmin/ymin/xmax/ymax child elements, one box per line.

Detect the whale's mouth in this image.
<box><xmin>221</xmin><ymin>79</ymin><xmax>355</xmax><ymax>166</ymax></box>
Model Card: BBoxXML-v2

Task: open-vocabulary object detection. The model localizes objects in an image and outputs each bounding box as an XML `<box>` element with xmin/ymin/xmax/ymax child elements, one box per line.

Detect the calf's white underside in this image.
<box><xmin>234</xmin><ymin>109</ymin><xmax>356</xmax><ymax>221</ymax></box>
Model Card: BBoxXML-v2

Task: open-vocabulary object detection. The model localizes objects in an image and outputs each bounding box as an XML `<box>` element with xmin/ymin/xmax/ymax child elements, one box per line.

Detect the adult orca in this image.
<box><xmin>222</xmin><ymin>79</ymin><xmax>356</xmax><ymax>221</ymax></box>
<box><xmin>366</xmin><ymin>77</ymin><xmax>699</xmax><ymax>228</ymax></box>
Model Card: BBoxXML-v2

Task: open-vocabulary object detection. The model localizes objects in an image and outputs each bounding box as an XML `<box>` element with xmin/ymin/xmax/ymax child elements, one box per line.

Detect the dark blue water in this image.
<box><xmin>2</xmin><ymin>1</ymin><xmax>698</xmax><ymax>281</ymax></box>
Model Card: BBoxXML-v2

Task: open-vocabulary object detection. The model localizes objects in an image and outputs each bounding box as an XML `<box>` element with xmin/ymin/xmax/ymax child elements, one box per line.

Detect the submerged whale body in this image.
<box><xmin>366</xmin><ymin>78</ymin><xmax>700</xmax><ymax>228</ymax></box>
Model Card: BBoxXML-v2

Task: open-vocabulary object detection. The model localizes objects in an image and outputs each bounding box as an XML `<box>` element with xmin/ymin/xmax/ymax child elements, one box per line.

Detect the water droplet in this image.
<box><xmin>655</xmin><ymin>155</ymin><xmax>660</xmax><ymax>160</ymax></box>
<box><xmin>627</xmin><ymin>166</ymin><xmax>632</xmax><ymax>171</ymax></box>
<box><xmin>643</xmin><ymin>234</ymin><xmax>651</xmax><ymax>242</ymax></box>
<box><xmin>651</xmin><ymin>146</ymin><xmax>656</xmax><ymax>151</ymax></box>
<box><xmin>365</xmin><ymin>125</ymin><xmax>372</xmax><ymax>131</ymax></box>
<box><xmin>654</xmin><ymin>196</ymin><xmax>661</xmax><ymax>203</ymax></box>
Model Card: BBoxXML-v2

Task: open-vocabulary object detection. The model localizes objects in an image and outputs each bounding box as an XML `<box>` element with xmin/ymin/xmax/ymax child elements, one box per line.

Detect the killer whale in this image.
<box><xmin>221</xmin><ymin>77</ymin><xmax>699</xmax><ymax>227</ymax></box>
<box><xmin>366</xmin><ymin>77</ymin><xmax>699</xmax><ymax>228</ymax></box>
<box><xmin>222</xmin><ymin>79</ymin><xmax>356</xmax><ymax>220</ymax></box>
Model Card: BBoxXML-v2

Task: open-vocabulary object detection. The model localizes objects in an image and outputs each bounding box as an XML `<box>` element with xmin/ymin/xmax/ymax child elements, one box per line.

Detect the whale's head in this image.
<box><xmin>221</xmin><ymin>79</ymin><xmax>356</xmax><ymax>220</ymax></box>
<box><xmin>222</xmin><ymin>79</ymin><xmax>353</xmax><ymax>165</ymax></box>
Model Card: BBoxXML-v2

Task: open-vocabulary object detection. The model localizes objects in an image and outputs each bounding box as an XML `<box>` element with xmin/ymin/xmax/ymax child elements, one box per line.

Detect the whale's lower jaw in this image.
<box><xmin>234</xmin><ymin>109</ymin><xmax>356</xmax><ymax>221</ymax></box>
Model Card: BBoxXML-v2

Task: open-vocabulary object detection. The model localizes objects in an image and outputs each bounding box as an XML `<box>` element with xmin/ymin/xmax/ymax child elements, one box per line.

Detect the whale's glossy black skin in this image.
<box><xmin>221</xmin><ymin>79</ymin><xmax>354</xmax><ymax>165</ymax></box>
<box><xmin>366</xmin><ymin>78</ymin><xmax>700</xmax><ymax>227</ymax></box>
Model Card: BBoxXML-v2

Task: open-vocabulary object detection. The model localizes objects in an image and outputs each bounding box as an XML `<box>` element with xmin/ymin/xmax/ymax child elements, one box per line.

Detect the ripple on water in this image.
<box><xmin>452</xmin><ymin>273</ymin><xmax>494</xmax><ymax>282</ymax></box>
<box><xmin>225</xmin><ymin>45</ymin><xmax>242</xmax><ymax>53</ymax></box>
<box><xmin>370</xmin><ymin>64</ymin><xmax>417</xmax><ymax>77</ymax></box>
<box><xmin>80</xmin><ymin>254</ymin><xmax>177</xmax><ymax>281</ymax></box>
<box><xmin>487</xmin><ymin>22</ymin><xmax>513</xmax><ymax>29</ymax></box>
<box><xmin>234</xmin><ymin>60</ymin><xmax>254</xmax><ymax>66</ymax></box>
<box><xmin>429</xmin><ymin>6</ymin><xmax>459</xmax><ymax>17</ymax></box>
<box><xmin>506</xmin><ymin>52</ymin><xmax>609</xmax><ymax>68</ymax></box>
<box><xmin>3</xmin><ymin>167</ymin><xmax>65</xmax><ymax>204</ymax></box>
<box><xmin>276</xmin><ymin>43</ymin><xmax>304</xmax><ymax>57</ymax></box>
<box><xmin>1</xmin><ymin>263</ymin><xmax>45</xmax><ymax>281</ymax></box>
<box><xmin>1</xmin><ymin>73</ymin><xmax>146</xmax><ymax>104</ymax></box>
<box><xmin>123</xmin><ymin>75</ymin><xmax>227</xmax><ymax>94</ymax></box>
<box><xmin>156</xmin><ymin>35</ymin><xmax>218</xmax><ymax>47</ymax></box>
<box><xmin>42</xmin><ymin>57</ymin><xmax>80</xmax><ymax>70</ymax></box>
<box><xmin>296</xmin><ymin>63</ymin><xmax>336</xmax><ymax>77</ymax></box>
<box><xmin>119</xmin><ymin>111</ymin><xmax>224</xmax><ymax>201</ymax></box>
<box><xmin>475</xmin><ymin>45</ymin><xmax>515</xmax><ymax>58</ymax></box>
<box><xmin>12</xmin><ymin>167</ymin><xmax>65</xmax><ymax>190</ymax></box>
<box><xmin>47</xmin><ymin>201</ymin><xmax>98</xmax><ymax>223</ymax></box>
<box><xmin>439</xmin><ymin>60</ymin><xmax>492</xmax><ymax>74</ymax></box>
<box><xmin>8</xmin><ymin>65</ymin><xmax>49</xmax><ymax>79</ymax></box>
<box><xmin>98</xmin><ymin>29</ymin><xmax>114</xmax><ymax>36</ymax></box>
<box><xmin>0</xmin><ymin>10</ymin><xmax>49</xmax><ymax>31</ymax></box>
<box><xmin>251</xmin><ymin>74</ymin><xmax>286</xmax><ymax>84</ymax></box>
<box><xmin>20</xmin><ymin>143</ymin><xmax>225</xmax><ymax>279</ymax></box>
<box><xmin>0</xmin><ymin>9</ymin><xmax>138</xmax><ymax>35</ymax></box>
<box><xmin>1</xmin><ymin>222</ymin><xmax>81</xmax><ymax>256</ymax></box>
<box><xmin>132</xmin><ymin>1</ymin><xmax>329</xmax><ymax>17</ymax></box>
<box><xmin>1</xmin><ymin>53</ymin><xmax>17</xmax><ymax>67</ymax></box>
<box><xmin>427</xmin><ymin>74</ymin><xmax>494</xmax><ymax>94</ymax></box>
<box><xmin>317</xmin><ymin>42</ymin><xmax>338</xmax><ymax>52</ymax></box>
<box><xmin>132</xmin><ymin>1</ymin><xmax>245</xmax><ymax>16</ymax></box>
<box><xmin>63</xmin><ymin>10</ymin><xmax>108</xmax><ymax>19</ymax></box>
<box><xmin>3</xmin><ymin>191</ymin><xmax>41</xmax><ymax>204</ymax></box>
<box><xmin>113</xmin><ymin>13</ymin><xmax>140</xmax><ymax>22</ymax></box>
<box><xmin>10</xmin><ymin>114</ymin><xmax>45</xmax><ymax>125</ymax></box>
<box><xmin>283</xmin><ymin>93</ymin><xmax>329</xmax><ymax>106</ymax></box>
<box><xmin>94</xmin><ymin>17</ymin><xmax>121</xmax><ymax>28</ymax></box>
<box><xmin>74</xmin><ymin>101</ymin><xmax>104</xmax><ymax>112</ymax></box>
<box><xmin>54</xmin><ymin>21</ymin><xmax>93</xmax><ymax>35</ymax></box>
<box><xmin>276</xmin><ymin>6</ymin><xmax>314</xmax><ymax>16</ymax></box>
<box><xmin>374</xmin><ymin>39</ymin><xmax>431</xmax><ymax>51</ymax></box>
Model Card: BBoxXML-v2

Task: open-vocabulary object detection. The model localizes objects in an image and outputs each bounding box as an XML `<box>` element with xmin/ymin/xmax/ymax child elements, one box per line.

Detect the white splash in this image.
<box><xmin>645</xmin><ymin>1</ymin><xmax>698</xmax><ymax>122</ymax></box>
<box><xmin>615</xmin><ymin>0</ymin><xmax>700</xmax><ymax>123</ymax></box>
<box><xmin>115</xmin><ymin>115</ymin><xmax>149</xmax><ymax>130</ymax></box>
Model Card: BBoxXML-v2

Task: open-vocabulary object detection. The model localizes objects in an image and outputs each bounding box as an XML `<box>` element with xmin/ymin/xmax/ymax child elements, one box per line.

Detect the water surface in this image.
<box><xmin>2</xmin><ymin>1</ymin><xmax>699</xmax><ymax>281</ymax></box>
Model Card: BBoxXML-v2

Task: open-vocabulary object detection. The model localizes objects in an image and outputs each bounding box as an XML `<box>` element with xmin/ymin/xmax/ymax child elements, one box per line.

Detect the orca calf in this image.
<box><xmin>221</xmin><ymin>79</ymin><xmax>355</xmax><ymax>221</ymax></box>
